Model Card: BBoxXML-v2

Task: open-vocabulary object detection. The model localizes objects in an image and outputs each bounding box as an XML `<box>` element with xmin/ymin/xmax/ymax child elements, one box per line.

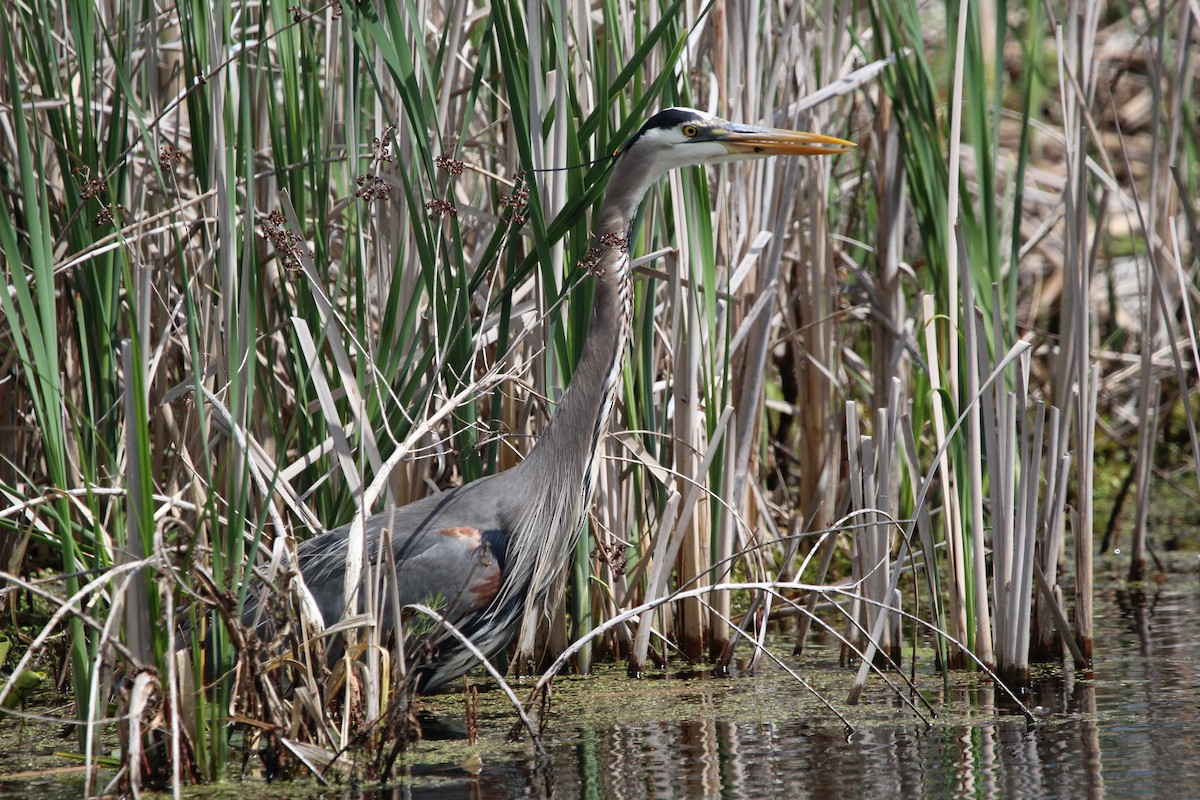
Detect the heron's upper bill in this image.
<box><xmin>715</xmin><ymin>127</ymin><xmax>855</xmax><ymax>157</ymax></box>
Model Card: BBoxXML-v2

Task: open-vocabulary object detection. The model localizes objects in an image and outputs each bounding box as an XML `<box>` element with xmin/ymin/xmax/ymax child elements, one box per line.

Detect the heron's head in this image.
<box><xmin>617</xmin><ymin>107</ymin><xmax>853</xmax><ymax>177</ymax></box>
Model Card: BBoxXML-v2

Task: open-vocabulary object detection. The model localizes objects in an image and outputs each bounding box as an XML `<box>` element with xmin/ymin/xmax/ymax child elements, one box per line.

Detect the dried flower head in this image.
<box><xmin>499</xmin><ymin>175</ymin><xmax>530</xmax><ymax>210</ymax></box>
<box><xmin>159</xmin><ymin>146</ymin><xmax>184</xmax><ymax>172</ymax></box>
<box><xmin>355</xmin><ymin>175</ymin><xmax>391</xmax><ymax>203</ymax></box>
<box><xmin>261</xmin><ymin>210</ymin><xmax>310</xmax><ymax>273</ymax></box>
<box><xmin>599</xmin><ymin>232</ymin><xmax>628</xmax><ymax>252</ymax></box>
<box><xmin>500</xmin><ymin>175</ymin><xmax>530</xmax><ymax>229</ymax></box>
<box><xmin>81</xmin><ymin>177</ymin><xmax>107</xmax><ymax>200</ymax></box>
<box><xmin>578</xmin><ymin>245</ymin><xmax>603</xmax><ymax>276</ymax></box>
<box><xmin>435</xmin><ymin>154</ymin><xmax>466</xmax><ymax>175</ymax></box>
<box><xmin>578</xmin><ymin>233</ymin><xmax>627</xmax><ymax>276</ymax></box>
<box><xmin>424</xmin><ymin>198</ymin><xmax>457</xmax><ymax>219</ymax></box>
<box><xmin>372</xmin><ymin>126</ymin><xmax>396</xmax><ymax>163</ymax></box>
<box><xmin>599</xmin><ymin>541</ymin><xmax>628</xmax><ymax>576</ymax></box>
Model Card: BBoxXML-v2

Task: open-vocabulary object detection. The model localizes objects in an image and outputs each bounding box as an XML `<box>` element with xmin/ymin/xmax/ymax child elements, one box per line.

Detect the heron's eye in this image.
<box><xmin>682</xmin><ymin>124</ymin><xmax>699</xmax><ymax>138</ymax></box>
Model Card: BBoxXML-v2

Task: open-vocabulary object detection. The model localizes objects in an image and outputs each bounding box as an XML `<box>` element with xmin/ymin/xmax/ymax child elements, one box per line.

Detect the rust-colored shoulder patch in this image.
<box><xmin>437</xmin><ymin>526</ymin><xmax>483</xmax><ymax>547</ymax></box>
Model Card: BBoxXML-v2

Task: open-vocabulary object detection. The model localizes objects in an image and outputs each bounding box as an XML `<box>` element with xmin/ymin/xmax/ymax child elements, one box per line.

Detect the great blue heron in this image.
<box><xmin>264</xmin><ymin>108</ymin><xmax>851</xmax><ymax>693</ymax></box>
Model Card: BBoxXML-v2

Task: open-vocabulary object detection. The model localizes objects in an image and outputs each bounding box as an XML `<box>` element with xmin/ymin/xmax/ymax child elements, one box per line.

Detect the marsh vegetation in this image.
<box><xmin>1</xmin><ymin>0</ymin><xmax>1197</xmax><ymax>794</ymax></box>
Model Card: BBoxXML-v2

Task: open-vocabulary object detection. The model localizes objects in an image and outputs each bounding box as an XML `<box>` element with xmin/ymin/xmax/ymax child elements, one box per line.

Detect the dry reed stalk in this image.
<box><xmin>1032</xmin><ymin>406</ymin><xmax>1067</xmax><ymax>660</ymax></box>
<box><xmin>843</xmin><ymin>402</ymin><xmax>867</xmax><ymax>658</ymax></box>
<box><xmin>628</xmin><ymin>491</ymin><xmax>682</xmax><ymax>676</ymax></box>
<box><xmin>1051</xmin><ymin>0</ymin><xmax>1103</xmax><ymax>660</ymax></box>
<box><xmin>871</xmin><ymin>80</ymin><xmax>909</xmax><ymax>417</ymax></box>
<box><xmin>1076</xmin><ymin>367</ymin><xmax>1098</xmax><ymax>661</ymax></box>
<box><xmin>708</xmin><ymin>416</ymin><xmax>737</xmax><ymax>660</ymax></box>
<box><xmin>784</xmin><ymin>0</ymin><xmax>850</xmax><ymax>631</ymax></box>
<box><xmin>670</xmin><ymin>204</ymin><xmax>709</xmax><ymax>659</ymax></box>
<box><xmin>1120</xmin><ymin>0</ymin><xmax>1200</xmax><ymax>582</ymax></box>
<box><xmin>943</xmin><ymin>0</ymin><xmax>999</xmax><ymax>672</ymax></box>
<box><xmin>922</xmin><ymin>294</ymin><xmax>971</xmax><ymax>665</ymax></box>
<box><xmin>901</xmin><ymin>419</ymin><xmax>945</xmax><ymax>667</ymax></box>
<box><xmin>959</xmin><ymin>242</ymin><xmax>994</xmax><ymax>669</ymax></box>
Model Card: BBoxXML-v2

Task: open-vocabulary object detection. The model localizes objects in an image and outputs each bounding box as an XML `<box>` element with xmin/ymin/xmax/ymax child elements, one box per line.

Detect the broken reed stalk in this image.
<box><xmin>847</xmin><ymin>336</ymin><xmax>1034</xmax><ymax>697</ymax></box>
<box><xmin>954</xmin><ymin>271</ymin><xmax>1079</xmax><ymax>684</ymax></box>
<box><xmin>843</xmin><ymin>402</ymin><xmax>866</xmax><ymax>660</ymax></box>
<box><xmin>984</xmin><ymin>345</ymin><xmax>1064</xmax><ymax>687</ymax></box>
<box><xmin>841</xmin><ymin>382</ymin><xmax>905</xmax><ymax>667</ymax></box>
<box><xmin>1076</xmin><ymin>368</ymin><xmax>1098</xmax><ymax>663</ymax></box>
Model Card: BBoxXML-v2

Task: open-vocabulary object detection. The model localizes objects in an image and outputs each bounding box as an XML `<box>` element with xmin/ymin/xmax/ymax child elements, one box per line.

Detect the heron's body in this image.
<box><xmin>293</xmin><ymin>476</ymin><xmax>518</xmax><ymax>691</ymax></box>
<box><xmin>262</xmin><ymin>108</ymin><xmax>850</xmax><ymax>693</ymax></box>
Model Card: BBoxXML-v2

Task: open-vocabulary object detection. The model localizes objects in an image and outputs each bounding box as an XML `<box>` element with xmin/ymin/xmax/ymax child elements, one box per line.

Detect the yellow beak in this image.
<box><xmin>718</xmin><ymin>126</ymin><xmax>855</xmax><ymax>157</ymax></box>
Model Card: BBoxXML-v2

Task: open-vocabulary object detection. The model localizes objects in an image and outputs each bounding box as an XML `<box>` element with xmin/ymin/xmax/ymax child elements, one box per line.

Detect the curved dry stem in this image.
<box><xmin>406</xmin><ymin>603</ymin><xmax>544</xmax><ymax>754</ymax></box>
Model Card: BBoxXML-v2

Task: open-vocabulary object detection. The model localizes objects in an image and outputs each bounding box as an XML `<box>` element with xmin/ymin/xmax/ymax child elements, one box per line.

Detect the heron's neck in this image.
<box><xmin>519</xmin><ymin>185</ymin><xmax>641</xmax><ymax>491</ymax></box>
<box><xmin>520</xmin><ymin>153</ymin><xmax>664</xmax><ymax>465</ymax></box>
<box><xmin>500</xmin><ymin>158</ymin><xmax>660</xmax><ymax>655</ymax></box>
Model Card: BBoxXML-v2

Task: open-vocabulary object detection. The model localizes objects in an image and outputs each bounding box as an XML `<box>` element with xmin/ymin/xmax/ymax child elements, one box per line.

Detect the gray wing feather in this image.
<box><xmin>289</xmin><ymin>473</ymin><xmax>513</xmax><ymax>630</ymax></box>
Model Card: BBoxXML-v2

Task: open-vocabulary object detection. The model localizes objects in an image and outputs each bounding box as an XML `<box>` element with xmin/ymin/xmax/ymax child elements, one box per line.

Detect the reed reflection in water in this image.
<box><xmin>376</xmin><ymin>585</ymin><xmax>1200</xmax><ymax>799</ymax></box>
<box><xmin>548</xmin><ymin>686</ymin><xmax>1102</xmax><ymax>800</ymax></box>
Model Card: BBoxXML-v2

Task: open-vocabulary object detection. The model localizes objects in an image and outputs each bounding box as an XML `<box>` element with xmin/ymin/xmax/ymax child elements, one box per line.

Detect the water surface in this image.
<box><xmin>397</xmin><ymin>571</ymin><xmax>1200</xmax><ymax>799</ymax></box>
<box><xmin>1</xmin><ymin>567</ymin><xmax>1197</xmax><ymax>799</ymax></box>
